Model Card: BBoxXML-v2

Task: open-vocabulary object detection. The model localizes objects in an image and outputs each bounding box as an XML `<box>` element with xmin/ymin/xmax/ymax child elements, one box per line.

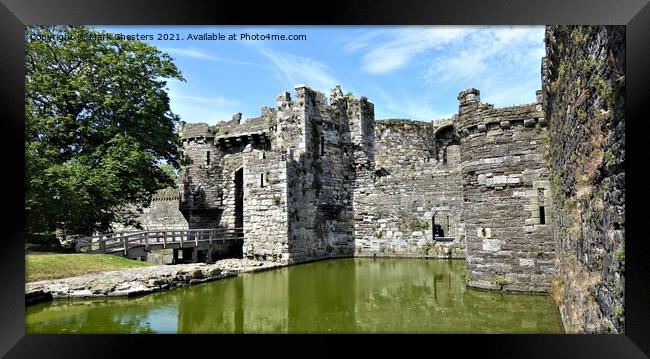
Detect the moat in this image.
<box><xmin>26</xmin><ymin>258</ymin><xmax>563</xmax><ymax>333</ymax></box>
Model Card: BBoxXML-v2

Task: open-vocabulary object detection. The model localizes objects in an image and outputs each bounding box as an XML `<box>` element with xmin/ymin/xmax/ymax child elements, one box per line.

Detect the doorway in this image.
<box><xmin>234</xmin><ymin>168</ymin><xmax>244</xmax><ymax>232</ymax></box>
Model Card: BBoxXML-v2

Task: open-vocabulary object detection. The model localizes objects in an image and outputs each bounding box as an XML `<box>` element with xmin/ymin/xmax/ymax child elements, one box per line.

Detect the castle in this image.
<box><xmin>111</xmin><ymin>25</ymin><xmax>626</xmax><ymax>333</ymax></box>
<box><xmin>135</xmin><ymin>83</ymin><xmax>553</xmax><ymax>294</ymax></box>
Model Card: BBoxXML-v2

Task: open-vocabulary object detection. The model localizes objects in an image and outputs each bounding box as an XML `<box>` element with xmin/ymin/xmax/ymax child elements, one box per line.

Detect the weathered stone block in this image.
<box><xmin>482</xmin><ymin>238</ymin><xmax>502</xmax><ymax>252</ymax></box>
<box><xmin>519</xmin><ymin>258</ymin><xmax>535</xmax><ymax>267</ymax></box>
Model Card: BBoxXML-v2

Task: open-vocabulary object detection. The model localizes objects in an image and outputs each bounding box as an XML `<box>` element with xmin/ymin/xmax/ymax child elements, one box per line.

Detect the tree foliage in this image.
<box><xmin>25</xmin><ymin>26</ymin><xmax>185</xmax><ymax>237</ymax></box>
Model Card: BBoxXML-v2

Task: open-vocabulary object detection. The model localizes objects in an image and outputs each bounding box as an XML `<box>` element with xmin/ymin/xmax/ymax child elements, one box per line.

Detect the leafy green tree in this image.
<box><xmin>25</xmin><ymin>26</ymin><xmax>185</xmax><ymax>238</ymax></box>
<box><xmin>159</xmin><ymin>162</ymin><xmax>179</xmax><ymax>187</ymax></box>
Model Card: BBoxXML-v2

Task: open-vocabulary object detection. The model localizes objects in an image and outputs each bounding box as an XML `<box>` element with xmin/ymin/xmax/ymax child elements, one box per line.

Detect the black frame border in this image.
<box><xmin>1</xmin><ymin>0</ymin><xmax>648</xmax><ymax>357</ymax></box>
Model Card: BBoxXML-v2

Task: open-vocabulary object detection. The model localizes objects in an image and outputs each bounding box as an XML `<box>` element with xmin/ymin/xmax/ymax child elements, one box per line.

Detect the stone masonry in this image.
<box><xmin>136</xmin><ymin>82</ymin><xmax>555</xmax><ymax>294</ymax></box>
<box><xmin>354</xmin><ymin>119</ymin><xmax>465</xmax><ymax>259</ymax></box>
<box><xmin>127</xmin><ymin>26</ymin><xmax>624</xmax><ymax>302</ymax></box>
<box><xmin>544</xmin><ymin>25</ymin><xmax>625</xmax><ymax>333</ymax></box>
<box><xmin>457</xmin><ymin>88</ymin><xmax>554</xmax><ymax>293</ymax></box>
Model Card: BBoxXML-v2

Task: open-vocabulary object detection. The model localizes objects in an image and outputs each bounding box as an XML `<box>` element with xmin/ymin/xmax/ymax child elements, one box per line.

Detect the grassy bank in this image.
<box><xmin>26</xmin><ymin>253</ymin><xmax>153</xmax><ymax>282</ymax></box>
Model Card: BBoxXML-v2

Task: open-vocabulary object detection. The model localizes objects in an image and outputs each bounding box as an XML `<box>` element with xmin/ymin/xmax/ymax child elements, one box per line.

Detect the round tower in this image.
<box><xmin>456</xmin><ymin>88</ymin><xmax>554</xmax><ymax>293</ymax></box>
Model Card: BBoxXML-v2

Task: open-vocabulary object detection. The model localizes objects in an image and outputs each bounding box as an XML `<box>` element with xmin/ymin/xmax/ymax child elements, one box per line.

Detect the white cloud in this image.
<box><xmin>167</xmin><ymin>81</ymin><xmax>241</xmax><ymax>124</ymax></box>
<box><xmin>256</xmin><ymin>47</ymin><xmax>339</xmax><ymax>93</ymax></box>
<box><xmin>162</xmin><ymin>47</ymin><xmax>219</xmax><ymax>60</ymax></box>
<box><xmin>347</xmin><ymin>26</ymin><xmax>545</xmax><ymax>107</ymax></box>
<box><xmin>173</xmin><ymin>94</ymin><xmax>239</xmax><ymax>107</ymax></box>
<box><xmin>426</xmin><ymin>27</ymin><xmax>544</xmax><ymax>83</ymax></box>
<box><xmin>373</xmin><ymin>86</ymin><xmax>454</xmax><ymax>121</ymax></box>
<box><xmin>481</xmin><ymin>77</ymin><xmax>542</xmax><ymax>106</ymax></box>
<box><xmin>423</xmin><ymin>26</ymin><xmax>545</xmax><ymax>107</ymax></box>
<box><xmin>348</xmin><ymin>27</ymin><xmax>473</xmax><ymax>74</ymax></box>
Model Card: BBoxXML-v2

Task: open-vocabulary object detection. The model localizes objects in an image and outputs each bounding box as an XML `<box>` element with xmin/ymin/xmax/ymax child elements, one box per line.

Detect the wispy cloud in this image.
<box><xmin>256</xmin><ymin>47</ymin><xmax>339</xmax><ymax>93</ymax></box>
<box><xmin>426</xmin><ymin>27</ymin><xmax>543</xmax><ymax>82</ymax></box>
<box><xmin>424</xmin><ymin>27</ymin><xmax>545</xmax><ymax>106</ymax></box>
<box><xmin>373</xmin><ymin>85</ymin><xmax>454</xmax><ymax>121</ymax></box>
<box><xmin>347</xmin><ymin>27</ymin><xmax>473</xmax><ymax>75</ymax></box>
<box><xmin>167</xmin><ymin>81</ymin><xmax>241</xmax><ymax>124</ymax></box>
<box><xmin>346</xmin><ymin>26</ymin><xmax>544</xmax><ymax>108</ymax></box>
<box><xmin>173</xmin><ymin>94</ymin><xmax>239</xmax><ymax>107</ymax></box>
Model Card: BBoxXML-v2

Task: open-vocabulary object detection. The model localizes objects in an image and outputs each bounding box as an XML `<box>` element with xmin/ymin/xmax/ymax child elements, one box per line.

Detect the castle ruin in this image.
<box><xmin>106</xmin><ymin>25</ymin><xmax>626</xmax><ymax>334</ymax></box>
<box><xmin>113</xmin><ymin>25</ymin><xmax>626</xmax><ymax>334</ymax></box>
<box><xmin>132</xmin><ymin>80</ymin><xmax>553</xmax><ymax>294</ymax></box>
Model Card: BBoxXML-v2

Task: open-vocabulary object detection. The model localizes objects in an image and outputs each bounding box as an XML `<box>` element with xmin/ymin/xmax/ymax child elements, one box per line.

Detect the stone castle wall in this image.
<box><xmin>129</xmin><ymin>85</ymin><xmax>555</xmax><ymax>294</ymax></box>
<box><xmin>178</xmin><ymin>125</ymin><xmax>221</xmax><ymax>228</ymax></box>
<box><xmin>354</xmin><ymin>119</ymin><xmax>466</xmax><ymax>258</ymax></box>
<box><xmin>457</xmin><ymin>88</ymin><xmax>554</xmax><ymax>293</ymax></box>
<box><xmin>143</xmin><ymin>188</ymin><xmax>189</xmax><ymax>230</ymax></box>
<box><xmin>179</xmin><ymin>85</ymin><xmax>367</xmax><ymax>265</ymax></box>
<box><xmin>178</xmin><ymin>115</ymin><xmax>270</xmax><ymax>230</ymax></box>
<box><xmin>112</xmin><ymin>187</ymin><xmax>189</xmax><ymax>231</ymax></box>
<box><xmin>544</xmin><ymin>25</ymin><xmax>625</xmax><ymax>333</ymax></box>
<box><xmin>242</xmin><ymin>149</ymin><xmax>290</xmax><ymax>262</ymax></box>
<box><xmin>283</xmin><ymin>87</ymin><xmax>359</xmax><ymax>263</ymax></box>
<box><xmin>106</xmin><ymin>26</ymin><xmax>626</xmax><ymax>306</ymax></box>
<box><xmin>374</xmin><ymin>120</ymin><xmax>434</xmax><ymax>171</ymax></box>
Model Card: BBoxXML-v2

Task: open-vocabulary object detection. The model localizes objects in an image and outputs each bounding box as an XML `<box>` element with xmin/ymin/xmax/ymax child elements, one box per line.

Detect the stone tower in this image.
<box><xmin>456</xmin><ymin>88</ymin><xmax>555</xmax><ymax>292</ymax></box>
<box><xmin>178</xmin><ymin>122</ymin><xmax>222</xmax><ymax>228</ymax></box>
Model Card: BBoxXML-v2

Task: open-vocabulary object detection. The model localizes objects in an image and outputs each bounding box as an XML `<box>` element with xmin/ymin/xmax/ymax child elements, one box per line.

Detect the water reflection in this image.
<box><xmin>26</xmin><ymin>258</ymin><xmax>563</xmax><ymax>333</ymax></box>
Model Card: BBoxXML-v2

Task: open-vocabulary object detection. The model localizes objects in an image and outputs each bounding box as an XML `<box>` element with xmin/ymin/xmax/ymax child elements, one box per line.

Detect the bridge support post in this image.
<box><xmin>207</xmin><ymin>246</ymin><xmax>213</xmax><ymax>263</ymax></box>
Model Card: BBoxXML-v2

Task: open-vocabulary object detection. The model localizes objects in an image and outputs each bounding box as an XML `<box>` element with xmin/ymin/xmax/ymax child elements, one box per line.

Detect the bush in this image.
<box><xmin>408</xmin><ymin>217</ymin><xmax>429</xmax><ymax>231</ymax></box>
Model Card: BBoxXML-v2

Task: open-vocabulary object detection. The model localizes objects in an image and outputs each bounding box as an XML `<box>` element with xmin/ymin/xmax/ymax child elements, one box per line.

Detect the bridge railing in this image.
<box><xmin>75</xmin><ymin>227</ymin><xmax>244</xmax><ymax>255</ymax></box>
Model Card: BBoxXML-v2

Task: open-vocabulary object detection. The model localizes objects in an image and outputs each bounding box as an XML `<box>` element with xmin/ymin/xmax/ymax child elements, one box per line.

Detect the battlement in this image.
<box><xmin>212</xmin><ymin>115</ymin><xmax>271</xmax><ymax>138</ymax></box>
<box><xmin>457</xmin><ymin>87</ymin><xmax>481</xmax><ymax>104</ymax></box>
<box><xmin>151</xmin><ymin>187</ymin><xmax>181</xmax><ymax>202</ymax></box>
<box><xmin>178</xmin><ymin>122</ymin><xmax>212</xmax><ymax>140</ymax></box>
<box><xmin>455</xmin><ymin>88</ymin><xmax>545</xmax><ymax>134</ymax></box>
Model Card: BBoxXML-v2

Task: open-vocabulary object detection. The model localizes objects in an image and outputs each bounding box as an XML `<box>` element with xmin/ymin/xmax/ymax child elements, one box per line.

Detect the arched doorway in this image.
<box><xmin>434</xmin><ymin>124</ymin><xmax>460</xmax><ymax>164</ymax></box>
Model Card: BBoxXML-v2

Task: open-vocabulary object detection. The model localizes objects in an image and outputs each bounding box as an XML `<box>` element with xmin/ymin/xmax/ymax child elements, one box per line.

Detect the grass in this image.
<box><xmin>26</xmin><ymin>253</ymin><xmax>153</xmax><ymax>282</ymax></box>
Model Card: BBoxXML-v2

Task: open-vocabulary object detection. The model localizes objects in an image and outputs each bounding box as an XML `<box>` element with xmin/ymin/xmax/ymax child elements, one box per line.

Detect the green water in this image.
<box><xmin>26</xmin><ymin>258</ymin><xmax>563</xmax><ymax>333</ymax></box>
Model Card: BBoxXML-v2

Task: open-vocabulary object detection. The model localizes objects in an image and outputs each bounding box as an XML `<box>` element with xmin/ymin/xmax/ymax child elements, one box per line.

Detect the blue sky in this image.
<box><xmin>98</xmin><ymin>26</ymin><xmax>545</xmax><ymax>124</ymax></box>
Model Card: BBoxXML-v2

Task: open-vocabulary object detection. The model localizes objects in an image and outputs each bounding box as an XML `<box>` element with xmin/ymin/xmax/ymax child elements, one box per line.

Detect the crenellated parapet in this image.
<box><xmin>455</xmin><ymin>88</ymin><xmax>545</xmax><ymax>139</ymax></box>
<box><xmin>178</xmin><ymin>122</ymin><xmax>214</xmax><ymax>143</ymax></box>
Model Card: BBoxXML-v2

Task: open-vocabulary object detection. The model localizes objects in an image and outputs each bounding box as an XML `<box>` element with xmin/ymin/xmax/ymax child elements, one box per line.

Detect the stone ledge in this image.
<box><xmin>26</xmin><ymin>258</ymin><xmax>283</xmax><ymax>304</ymax></box>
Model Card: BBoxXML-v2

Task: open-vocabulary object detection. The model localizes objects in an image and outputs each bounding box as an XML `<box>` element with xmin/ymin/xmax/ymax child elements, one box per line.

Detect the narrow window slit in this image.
<box><xmin>320</xmin><ymin>136</ymin><xmax>325</xmax><ymax>155</ymax></box>
<box><xmin>537</xmin><ymin>188</ymin><xmax>546</xmax><ymax>224</ymax></box>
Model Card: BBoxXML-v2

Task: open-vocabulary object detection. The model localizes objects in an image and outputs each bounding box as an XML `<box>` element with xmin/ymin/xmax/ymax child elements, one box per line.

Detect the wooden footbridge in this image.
<box><xmin>75</xmin><ymin>228</ymin><xmax>243</xmax><ymax>260</ymax></box>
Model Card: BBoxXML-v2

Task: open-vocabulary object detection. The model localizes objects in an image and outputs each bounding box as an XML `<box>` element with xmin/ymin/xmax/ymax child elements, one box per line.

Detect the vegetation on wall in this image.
<box><xmin>545</xmin><ymin>25</ymin><xmax>625</xmax><ymax>333</ymax></box>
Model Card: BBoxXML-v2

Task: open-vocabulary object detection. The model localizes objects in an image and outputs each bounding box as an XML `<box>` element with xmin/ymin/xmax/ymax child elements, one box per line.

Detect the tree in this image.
<box><xmin>25</xmin><ymin>26</ymin><xmax>185</xmax><ymax>238</ymax></box>
<box><xmin>159</xmin><ymin>162</ymin><xmax>179</xmax><ymax>187</ymax></box>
